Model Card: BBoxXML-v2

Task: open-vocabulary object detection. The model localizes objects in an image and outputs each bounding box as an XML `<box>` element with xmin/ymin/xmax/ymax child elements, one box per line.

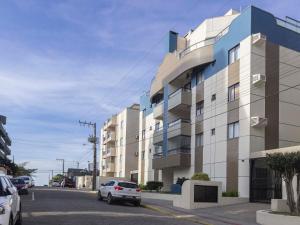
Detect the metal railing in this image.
<box><xmin>153</xmin><ymin>147</ymin><xmax>191</xmax><ymax>159</ymax></box>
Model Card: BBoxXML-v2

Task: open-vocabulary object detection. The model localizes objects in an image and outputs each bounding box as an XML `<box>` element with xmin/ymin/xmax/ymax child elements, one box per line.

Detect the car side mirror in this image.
<box><xmin>101</xmin><ymin>183</ymin><xmax>105</xmax><ymax>186</ymax></box>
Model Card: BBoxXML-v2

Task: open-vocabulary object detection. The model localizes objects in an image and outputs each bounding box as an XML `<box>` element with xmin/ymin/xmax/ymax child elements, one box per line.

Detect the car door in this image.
<box><xmin>105</xmin><ymin>181</ymin><xmax>114</xmax><ymax>197</ymax></box>
<box><xmin>4</xmin><ymin>177</ymin><xmax>18</xmax><ymax>219</ymax></box>
<box><xmin>100</xmin><ymin>181</ymin><xmax>110</xmax><ymax>197</ymax></box>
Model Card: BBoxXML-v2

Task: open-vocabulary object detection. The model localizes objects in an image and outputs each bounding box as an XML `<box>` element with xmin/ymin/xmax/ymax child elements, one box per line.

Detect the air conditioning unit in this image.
<box><xmin>252</xmin><ymin>33</ymin><xmax>266</xmax><ymax>45</ymax></box>
<box><xmin>134</xmin><ymin>151</ymin><xmax>139</xmax><ymax>157</ymax></box>
<box><xmin>251</xmin><ymin>116</ymin><xmax>268</xmax><ymax>128</ymax></box>
<box><xmin>252</xmin><ymin>74</ymin><xmax>266</xmax><ymax>86</ymax></box>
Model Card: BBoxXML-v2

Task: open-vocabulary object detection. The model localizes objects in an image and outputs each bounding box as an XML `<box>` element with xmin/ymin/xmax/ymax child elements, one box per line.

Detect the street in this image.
<box><xmin>21</xmin><ymin>188</ymin><xmax>198</xmax><ymax>225</ymax></box>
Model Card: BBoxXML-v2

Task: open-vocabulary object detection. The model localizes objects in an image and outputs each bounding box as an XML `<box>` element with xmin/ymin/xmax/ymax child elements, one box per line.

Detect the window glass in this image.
<box><xmin>228</xmin><ymin>83</ymin><xmax>239</xmax><ymax>102</ymax></box>
<box><xmin>196</xmin><ymin>101</ymin><xmax>204</xmax><ymax>117</ymax></box>
<box><xmin>228</xmin><ymin>121</ymin><xmax>239</xmax><ymax>139</ymax></box>
<box><xmin>155</xmin><ymin>122</ymin><xmax>160</xmax><ymax>131</ymax></box>
<box><xmin>196</xmin><ymin>72</ymin><xmax>204</xmax><ymax>85</ymax></box>
<box><xmin>228</xmin><ymin>45</ymin><xmax>240</xmax><ymax>64</ymax></box>
<box><xmin>211</xmin><ymin>94</ymin><xmax>216</xmax><ymax>101</ymax></box>
<box><xmin>118</xmin><ymin>182</ymin><xmax>138</xmax><ymax>189</ymax></box>
<box><xmin>141</xmin><ymin>151</ymin><xmax>145</xmax><ymax>160</ymax></box>
<box><xmin>196</xmin><ymin>133</ymin><xmax>203</xmax><ymax>147</ymax></box>
<box><xmin>142</xmin><ymin>130</ymin><xmax>145</xmax><ymax>140</ymax></box>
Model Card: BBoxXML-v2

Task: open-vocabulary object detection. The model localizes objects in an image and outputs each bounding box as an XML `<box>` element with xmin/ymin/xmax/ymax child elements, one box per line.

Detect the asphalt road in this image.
<box><xmin>21</xmin><ymin>187</ymin><xmax>198</xmax><ymax>225</ymax></box>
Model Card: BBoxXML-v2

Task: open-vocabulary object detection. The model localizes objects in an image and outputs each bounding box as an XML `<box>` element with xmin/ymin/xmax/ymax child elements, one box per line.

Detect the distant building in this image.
<box><xmin>99</xmin><ymin>104</ymin><xmax>140</xmax><ymax>181</ymax></box>
<box><xmin>0</xmin><ymin>115</ymin><xmax>11</xmax><ymax>159</ymax></box>
<box><xmin>67</xmin><ymin>168</ymin><xmax>91</xmax><ymax>178</ymax></box>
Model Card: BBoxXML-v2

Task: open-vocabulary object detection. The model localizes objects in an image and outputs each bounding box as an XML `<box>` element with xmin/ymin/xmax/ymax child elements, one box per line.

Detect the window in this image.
<box><xmin>149</xmin><ymin>126</ymin><xmax>152</xmax><ymax>131</ymax></box>
<box><xmin>120</xmin><ymin>120</ymin><xmax>124</xmax><ymax>129</ymax></box>
<box><xmin>196</xmin><ymin>133</ymin><xmax>203</xmax><ymax>147</ymax></box>
<box><xmin>228</xmin><ymin>44</ymin><xmax>240</xmax><ymax>64</ymax></box>
<box><xmin>228</xmin><ymin>121</ymin><xmax>239</xmax><ymax>139</ymax></box>
<box><xmin>211</xmin><ymin>94</ymin><xmax>216</xmax><ymax>101</ymax></box>
<box><xmin>119</xmin><ymin>154</ymin><xmax>122</xmax><ymax>163</ymax></box>
<box><xmin>228</xmin><ymin>83</ymin><xmax>240</xmax><ymax>102</ymax></box>
<box><xmin>211</xmin><ymin>128</ymin><xmax>215</xmax><ymax>136</ymax></box>
<box><xmin>196</xmin><ymin>71</ymin><xmax>204</xmax><ymax>85</ymax></box>
<box><xmin>196</xmin><ymin>101</ymin><xmax>204</xmax><ymax>117</ymax></box>
<box><xmin>120</xmin><ymin>137</ymin><xmax>123</xmax><ymax>146</ymax></box>
<box><xmin>142</xmin><ymin>130</ymin><xmax>145</xmax><ymax>140</ymax></box>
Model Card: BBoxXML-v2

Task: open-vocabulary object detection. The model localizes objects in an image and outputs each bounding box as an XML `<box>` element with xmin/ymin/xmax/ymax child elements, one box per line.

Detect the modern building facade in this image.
<box><xmin>100</xmin><ymin>104</ymin><xmax>140</xmax><ymax>182</ymax></box>
<box><xmin>0</xmin><ymin>115</ymin><xmax>11</xmax><ymax>159</ymax></box>
<box><xmin>138</xmin><ymin>92</ymin><xmax>162</xmax><ymax>185</ymax></box>
<box><xmin>147</xmin><ymin>6</ymin><xmax>300</xmax><ymax>201</ymax></box>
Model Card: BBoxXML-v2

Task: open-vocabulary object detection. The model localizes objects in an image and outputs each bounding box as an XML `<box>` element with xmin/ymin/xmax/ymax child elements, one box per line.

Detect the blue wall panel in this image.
<box><xmin>163</xmin><ymin>85</ymin><xmax>169</xmax><ymax>157</ymax></box>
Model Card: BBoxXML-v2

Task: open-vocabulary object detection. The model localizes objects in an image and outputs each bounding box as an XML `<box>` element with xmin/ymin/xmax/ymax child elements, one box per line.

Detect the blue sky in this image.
<box><xmin>0</xmin><ymin>0</ymin><xmax>299</xmax><ymax>185</ymax></box>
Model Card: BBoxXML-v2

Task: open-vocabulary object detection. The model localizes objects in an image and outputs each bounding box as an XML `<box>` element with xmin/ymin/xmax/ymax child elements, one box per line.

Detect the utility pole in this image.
<box><xmin>56</xmin><ymin>159</ymin><xmax>65</xmax><ymax>176</ymax></box>
<box><xmin>79</xmin><ymin>120</ymin><xmax>97</xmax><ymax>191</ymax></box>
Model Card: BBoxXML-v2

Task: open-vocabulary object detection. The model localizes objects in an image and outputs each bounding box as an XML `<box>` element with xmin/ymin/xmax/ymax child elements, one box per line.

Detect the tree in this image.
<box><xmin>0</xmin><ymin>158</ymin><xmax>37</xmax><ymax>177</ymax></box>
<box><xmin>51</xmin><ymin>174</ymin><xmax>64</xmax><ymax>183</ymax></box>
<box><xmin>266</xmin><ymin>152</ymin><xmax>300</xmax><ymax>215</ymax></box>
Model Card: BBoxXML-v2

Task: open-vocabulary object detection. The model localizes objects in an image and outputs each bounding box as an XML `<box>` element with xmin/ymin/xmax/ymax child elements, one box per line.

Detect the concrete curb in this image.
<box><xmin>142</xmin><ymin>204</ymin><xmax>213</xmax><ymax>225</ymax></box>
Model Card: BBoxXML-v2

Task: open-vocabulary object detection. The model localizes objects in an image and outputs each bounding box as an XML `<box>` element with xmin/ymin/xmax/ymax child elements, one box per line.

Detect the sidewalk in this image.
<box><xmin>142</xmin><ymin>197</ymin><xmax>269</xmax><ymax>225</ymax></box>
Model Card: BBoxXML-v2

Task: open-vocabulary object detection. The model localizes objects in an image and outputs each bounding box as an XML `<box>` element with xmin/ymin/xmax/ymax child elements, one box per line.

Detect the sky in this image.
<box><xmin>0</xmin><ymin>0</ymin><xmax>299</xmax><ymax>185</ymax></box>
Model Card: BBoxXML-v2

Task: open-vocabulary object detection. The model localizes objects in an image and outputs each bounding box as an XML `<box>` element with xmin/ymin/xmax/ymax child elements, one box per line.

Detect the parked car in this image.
<box><xmin>51</xmin><ymin>181</ymin><xmax>61</xmax><ymax>187</ymax></box>
<box><xmin>98</xmin><ymin>180</ymin><xmax>141</xmax><ymax>206</ymax></box>
<box><xmin>10</xmin><ymin>178</ymin><xmax>28</xmax><ymax>195</ymax></box>
<box><xmin>0</xmin><ymin>173</ymin><xmax>22</xmax><ymax>225</ymax></box>
<box><xmin>17</xmin><ymin>176</ymin><xmax>34</xmax><ymax>188</ymax></box>
<box><xmin>61</xmin><ymin>178</ymin><xmax>75</xmax><ymax>188</ymax></box>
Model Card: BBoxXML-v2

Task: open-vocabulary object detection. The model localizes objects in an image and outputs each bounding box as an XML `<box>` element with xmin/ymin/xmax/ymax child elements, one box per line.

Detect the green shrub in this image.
<box><xmin>191</xmin><ymin>173</ymin><xmax>209</xmax><ymax>181</ymax></box>
<box><xmin>146</xmin><ymin>181</ymin><xmax>163</xmax><ymax>191</ymax></box>
<box><xmin>138</xmin><ymin>184</ymin><xmax>147</xmax><ymax>190</ymax></box>
<box><xmin>222</xmin><ymin>191</ymin><xmax>239</xmax><ymax>197</ymax></box>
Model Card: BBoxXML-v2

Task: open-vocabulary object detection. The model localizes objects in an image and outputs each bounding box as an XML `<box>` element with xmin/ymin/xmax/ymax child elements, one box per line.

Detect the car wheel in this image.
<box><xmin>134</xmin><ymin>201</ymin><xmax>141</xmax><ymax>207</ymax></box>
<box><xmin>97</xmin><ymin>191</ymin><xmax>103</xmax><ymax>201</ymax></box>
<box><xmin>15</xmin><ymin>204</ymin><xmax>22</xmax><ymax>225</ymax></box>
<box><xmin>107</xmin><ymin>193</ymin><xmax>113</xmax><ymax>205</ymax></box>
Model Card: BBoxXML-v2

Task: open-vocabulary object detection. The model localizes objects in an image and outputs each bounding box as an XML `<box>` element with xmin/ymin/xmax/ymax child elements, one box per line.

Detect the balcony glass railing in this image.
<box><xmin>179</xmin><ymin>37</ymin><xmax>215</xmax><ymax>58</ymax></box>
<box><xmin>168</xmin><ymin>119</ymin><xmax>190</xmax><ymax>128</ymax></box>
<box><xmin>153</xmin><ymin>147</ymin><xmax>190</xmax><ymax>159</ymax></box>
<box><xmin>168</xmin><ymin>87</ymin><xmax>191</xmax><ymax>99</ymax></box>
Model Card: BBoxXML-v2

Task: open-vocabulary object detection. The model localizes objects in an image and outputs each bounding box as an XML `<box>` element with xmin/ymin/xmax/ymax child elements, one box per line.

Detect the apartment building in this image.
<box><xmin>138</xmin><ymin>92</ymin><xmax>162</xmax><ymax>185</ymax></box>
<box><xmin>0</xmin><ymin>115</ymin><xmax>11</xmax><ymax>159</ymax></box>
<box><xmin>147</xmin><ymin>6</ymin><xmax>300</xmax><ymax>202</ymax></box>
<box><xmin>100</xmin><ymin>104</ymin><xmax>140</xmax><ymax>182</ymax></box>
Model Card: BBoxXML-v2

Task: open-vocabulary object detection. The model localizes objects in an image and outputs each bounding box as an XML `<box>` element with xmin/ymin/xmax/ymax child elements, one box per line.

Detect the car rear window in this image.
<box><xmin>118</xmin><ymin>182</ymin><xmax>138</xmax><ymax>189</ymax></box>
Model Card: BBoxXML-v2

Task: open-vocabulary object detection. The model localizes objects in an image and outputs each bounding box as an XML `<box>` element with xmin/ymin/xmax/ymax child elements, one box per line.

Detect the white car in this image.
<box><xmin>97</xmin><ymin>180</ymin><xmax>141</xmax><ymax>206</ymax></box>
<box><xmin>17</xmin><ymin>176</ymin><xmax>33</xmax><ymax>188</ymax></box>
<box><xmin>0</xmin><ymin>173</ymin><xmax>22</xmax><ymax>225</ymax></box>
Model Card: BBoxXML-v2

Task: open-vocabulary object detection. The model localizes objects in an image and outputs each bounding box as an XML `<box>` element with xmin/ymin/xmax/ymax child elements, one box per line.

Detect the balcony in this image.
<box><xmin>0</xmin><ymin>137</ymin><xmax>11</xmax><ymax>155</ymax></box>
<box><xmin>153</xmin><ymin>101</ymin><xmax>163</xmax><ymax>120</ymax></box>
<box><xmin>102</xmin><ymin>147</ymin><xmax>116</xmax><ymax>159</ymax></box>
<box><xmin>103</xmin><ymin>116</ymin><xmax>117</xmax><ymax>131</ymax></box>
<box><xmin>168</xmin><ymin>88</ymin><xmax>191</xmax><ymax>113</ymax></box>
<box><xmin>168</xmin><ymin>119</ymin><xmax>191</xmax><ymax>139</ymax></box>
<box><xmin>153</xmin><ymin>127</ymin><xmax>163</xmax><ymax>144</ymax></box>
<box><xmin>152</xmin><ymin>148</ymin><xmax>191</xmax><ymax>169</ymax></box>
<box><xmin>153</xmin><ymin>119</ymin><xmax>191</xmax><ymax>144</ymax></box>
<box><xmin>103</xmin><ymin>132</ymin><xmax>116</xmax><ymax>145</ymax></box>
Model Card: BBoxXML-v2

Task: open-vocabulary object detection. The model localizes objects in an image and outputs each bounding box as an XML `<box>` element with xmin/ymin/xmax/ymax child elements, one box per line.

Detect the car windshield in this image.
<box><xmin>11</xmin><ymin>179</ymin><xmax>25</xmax><ymax>184</ymax></box>
<box><xmin>118</xmin><ymin>182</ymin><xmax>138</xmax><ymax>189</ymax></box>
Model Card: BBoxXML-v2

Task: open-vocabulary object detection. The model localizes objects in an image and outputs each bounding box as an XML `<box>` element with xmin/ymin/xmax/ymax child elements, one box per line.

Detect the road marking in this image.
<box><xmin>32</xmin><ymin>192</ymin><xmax>35</xmax><ymax>201</ymax></box>
<box><xmin>22</xmin><ymin>211</ymin><xmax>172</xmax><ymax>218</ymax></box>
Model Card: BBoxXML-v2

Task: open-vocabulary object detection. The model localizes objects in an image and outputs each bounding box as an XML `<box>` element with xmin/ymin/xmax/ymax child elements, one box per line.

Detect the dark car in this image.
<box><xmin>11</xmin><ymin>178</ymin><xmax>29</xmax><ymax>195</ymax></box>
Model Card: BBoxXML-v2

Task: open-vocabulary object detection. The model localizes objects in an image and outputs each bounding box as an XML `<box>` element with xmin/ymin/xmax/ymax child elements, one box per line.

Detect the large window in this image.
<box><xmin>195</xmin><ymin>133</ymin><xmax>203</xmax><ymax>147</ymax></box>
<box><xmin>228</xmin><ymin>121</ymin><xmax>239</xmax><ymax>139</ymax></box>
<box><xmin>228</xmin><ymin>83</ymin><xmax>240</xmax><ymax>102</ymax></box>
<box><xmin>228</xmin><ymin>44</ymin><xmax>240</xmax><ymax>64</ymax></box>
<box><xmin>196</xmin><ymin>101</ymin><xmax>204</xmax><ymax>117</ymax></box>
